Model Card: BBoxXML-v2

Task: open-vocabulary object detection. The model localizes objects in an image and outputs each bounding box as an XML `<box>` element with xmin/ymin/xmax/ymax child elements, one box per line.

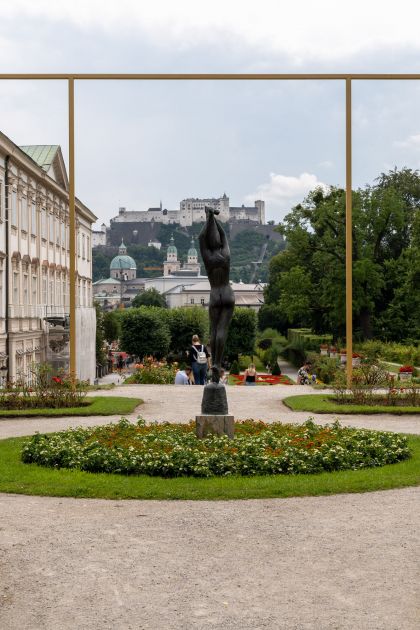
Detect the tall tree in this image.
<box><xmin>264</xmin><ymin>168</ymin><xmax>420</xmax><ymax>341</ymax></box>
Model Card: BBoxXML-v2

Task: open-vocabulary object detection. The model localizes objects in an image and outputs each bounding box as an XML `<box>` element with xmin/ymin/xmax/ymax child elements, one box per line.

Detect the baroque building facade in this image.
<box><xmin>0</xmin><ymin>132</ymin><xmax>97</xmax><ymax>384</ymax></box>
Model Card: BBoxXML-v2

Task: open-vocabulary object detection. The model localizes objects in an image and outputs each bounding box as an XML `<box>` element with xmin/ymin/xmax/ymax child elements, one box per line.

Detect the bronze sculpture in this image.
<box><xmin>199</xmin><ymin>206</ymin><xmax>235</xmax><ymax>385</ymax></box>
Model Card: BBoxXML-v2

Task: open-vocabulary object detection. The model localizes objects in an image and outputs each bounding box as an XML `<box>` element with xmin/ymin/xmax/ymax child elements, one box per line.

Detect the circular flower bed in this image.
<box><xmin>22</xmin><ymin>418</ymin><xmax>410</xmax><ymax>478</ymax></box>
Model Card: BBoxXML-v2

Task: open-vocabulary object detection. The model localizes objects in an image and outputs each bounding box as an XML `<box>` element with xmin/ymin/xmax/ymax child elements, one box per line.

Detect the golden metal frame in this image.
<box><xmin>2</xmin><ymin>73</ymin><xmax>418</xmax><ymax>384</ymax></box>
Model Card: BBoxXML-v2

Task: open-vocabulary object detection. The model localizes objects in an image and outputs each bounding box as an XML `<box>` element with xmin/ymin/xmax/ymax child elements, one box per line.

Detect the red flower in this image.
<box><xmin>52</xmin><ymin>376</ymin><xmax>62</xmax><ymax>384</ymax></box>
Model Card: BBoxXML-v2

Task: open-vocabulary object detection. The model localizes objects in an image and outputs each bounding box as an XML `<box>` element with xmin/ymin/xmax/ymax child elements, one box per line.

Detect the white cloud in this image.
<box><xmin>394</xmin><ymin>133</ymin><xmax>420</xmax><ymax>149</ymax></box>
<box><xmin>2</xmin><ymin>0</ymin><xmax>420</xmax><ymax>62</ymax></box>
<box><xmin>244</xmin><ymin>172</ymin><xmax>329</xmax><ymax>221</ymax></box>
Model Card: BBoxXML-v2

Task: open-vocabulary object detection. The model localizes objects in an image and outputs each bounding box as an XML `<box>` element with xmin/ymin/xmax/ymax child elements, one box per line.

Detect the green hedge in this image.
<box><xmin>287</xmin><ymin>328</ymin><xmax>333</xmax><ymax>351</ymax></box>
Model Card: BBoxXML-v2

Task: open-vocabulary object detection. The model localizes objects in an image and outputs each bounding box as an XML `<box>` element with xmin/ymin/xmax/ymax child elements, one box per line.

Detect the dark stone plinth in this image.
<box><xmin>201</xmin><ymin>382</ymin><xmax>228</xmax><ymax>415</ymax></box>
<box><xmin>196</xmin><ymin>415</ymin><xmax>235</xmax><ymax>439</ymax></box>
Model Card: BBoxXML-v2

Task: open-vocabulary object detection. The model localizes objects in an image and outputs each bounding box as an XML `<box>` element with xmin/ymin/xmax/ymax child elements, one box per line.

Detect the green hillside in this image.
<box><xmin>93</xmin><ymin>223</ymin><xmax>285</xmax><ymax>283</ymax></box>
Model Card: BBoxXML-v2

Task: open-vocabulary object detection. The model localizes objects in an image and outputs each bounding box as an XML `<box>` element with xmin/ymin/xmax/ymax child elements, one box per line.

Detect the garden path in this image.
<box><xmin>0</xmin><ymin>488</ymin><xmax>418</xmax><ymax>629</ymax></box>
<box><xmin>0</xmin><ymin>385</ymin><xmax>419</xmax><ymax>629</ymax></box>
<box><xmin>1</xmin><ymin>383</ymin><xmax>419</xmax><ymax>438</ymax></box>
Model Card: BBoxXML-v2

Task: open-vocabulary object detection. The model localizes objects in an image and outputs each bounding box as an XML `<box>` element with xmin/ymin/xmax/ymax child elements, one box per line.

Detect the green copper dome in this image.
<box><xmin>188</xmin><ymin>238</ymin><xmax>197</xmax><ymax>257</ymax></box>
<box><xmin>110</xmin><ymin>239</ymin><xmax>136</xmax><ymax>270</ymax></box>
<box><xmin>167</xmin><ymin>235</ymin><xmax>177</xmax><ymax>255</ymax></box>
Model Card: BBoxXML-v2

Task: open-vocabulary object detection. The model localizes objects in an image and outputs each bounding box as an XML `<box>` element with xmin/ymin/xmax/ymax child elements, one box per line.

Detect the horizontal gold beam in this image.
<box><xmin>1</xmin><ymin>73</ymin><xmax>420</xmax><ymax>80</ymax></box>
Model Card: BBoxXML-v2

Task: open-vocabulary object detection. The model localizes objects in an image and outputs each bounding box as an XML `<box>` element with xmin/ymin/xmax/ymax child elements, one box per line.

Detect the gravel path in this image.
<box><xmin>1</xmin><ymin>384</ymin><xmax>420</xmax><ymax>438</ymax></box>
<box><xmin>1</xmin><ymin>385</ymin><xmax>419</xmax><ymax>629</ymax></box>
<box><xmin>1</xmin><ymin>490</ymin><xmax>419</xmax><ymax>630</ymax></box>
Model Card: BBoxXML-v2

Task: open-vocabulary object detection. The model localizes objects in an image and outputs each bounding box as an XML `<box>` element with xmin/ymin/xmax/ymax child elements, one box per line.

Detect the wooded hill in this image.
<box><xmin>93</xmin><ymin>223</ymin><xmax>285</xmax><ymax>284</ymax></box>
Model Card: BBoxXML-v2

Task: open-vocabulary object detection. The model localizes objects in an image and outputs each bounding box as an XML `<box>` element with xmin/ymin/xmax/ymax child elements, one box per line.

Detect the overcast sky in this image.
<box><xmin>1</xmin><ymin>0</ymin><xmax>420</xmax><ymax>226</ymax></box>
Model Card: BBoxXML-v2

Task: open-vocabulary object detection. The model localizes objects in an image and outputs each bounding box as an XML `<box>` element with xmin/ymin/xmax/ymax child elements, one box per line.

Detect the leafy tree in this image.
<box><xmin>103</xmin><ymin>311</ymin><xmax>121</xmax><ymax>344</ymax></box>
<box><xmin>264</xmin><ymin>169</ymin><xmax>420</xmax><ymax>341</ymax></box>
<box><xmin>92</xmin><ymin>250</ymin><xmax>112</xmax><ymax>282</ymax></box>
<box><xmin>119</xmin><ymin>307</ymin><xmax>171</xmax><ymax>359</ymax></box>
<box><xmin>167</xmin><ymin>307</ymin><xmax>209</xmax><ymax>355</ymax></box>
<box><xmin>94</xmin><ymin>302</ymin><xmax>106</xmax><ymax>365</ymax></box>
<box><xmin>132</xmin><ymin>288</ymin><xmax>167</xmax><ymax>308</ymax></box>
<box><xmin>225</xmin><ymin>308</ymin><xmax>257</xmax><ymax>360</ymax></box>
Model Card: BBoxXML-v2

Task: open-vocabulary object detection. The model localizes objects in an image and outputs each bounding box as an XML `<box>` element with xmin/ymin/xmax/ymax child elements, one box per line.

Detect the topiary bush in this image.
<box><xmin>271</xmin><ymin>362</ymin><xmax>281</xmax><ymax>376</ymax></box>
<box><xmin>229</xmin><ymin>360</ymin><xmax>240</xmax><ymax>375</ymax></box>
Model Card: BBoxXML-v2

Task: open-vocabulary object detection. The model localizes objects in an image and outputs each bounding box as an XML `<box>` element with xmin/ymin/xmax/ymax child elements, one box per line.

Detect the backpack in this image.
<box><xmin>194</xmin><ymin>345</ymin><xmax>207</xmax><ymax>365</ymax></box>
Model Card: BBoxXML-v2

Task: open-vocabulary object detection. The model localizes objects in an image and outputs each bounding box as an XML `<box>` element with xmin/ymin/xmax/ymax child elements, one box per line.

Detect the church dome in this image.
<box><xmin>110</xmin><ymin>239</ymin><xmax>136</xmax><ymax>270</ymax></box>
<box><xmin>188</xmin><ymin>238</ymin><xmax>197</xmax><ymax>257</ymax></box>
<box><xmin>167</xmin><ymin>235</ymin><xmax>177</xmax><ymax>255</ymax></box>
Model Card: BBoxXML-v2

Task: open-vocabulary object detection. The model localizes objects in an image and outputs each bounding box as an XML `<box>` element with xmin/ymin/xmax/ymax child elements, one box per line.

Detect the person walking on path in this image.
<box><xmin>189</xmin><ymin>334</ymin><xmax>210</xmax><ymax>385</ymax></box>
<box><xmin>243</xmin><ymin>363</ymin><xmax>257</xmax><ymax>386</ymax></box>
<box><xmin>117</xmin><ymin>354</ymin><xmax>124</xmax><ymax>376</ymax></box>
<box><xmin>174</xmin><ymin>366</ymin><xmax>193</xmax><ymax>385</ymax></box>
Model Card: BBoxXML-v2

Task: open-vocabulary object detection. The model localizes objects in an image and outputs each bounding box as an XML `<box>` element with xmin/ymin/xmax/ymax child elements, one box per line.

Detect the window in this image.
<box><xmin>56</xmin><ymin>216</ymin><xmax>60</xmax><ymax>245</ymax></box>
<box><xmin>21</xmin><ymin>197</ymin><xmax>28</xmax><ymax>232</ymax></box>
<box><xmin>82</xmin><ymin>234</ymin><xmax>85</xmax><ymax>259</ymax></box>
<box><xmin>49</xmin><ymin>275</ymin><xmax>54</xmax><ymax>306</ymax></box>
<box><xmin>13</xmin><ymin>272</ymin><xmax>19</xmax><ymax>304</ymax></box>
<box><xmin>61</xmin><ymin>222</ymin><xmax>65</xmax><ymax>246</ymax></box>
<box><xmin>86</xmin><ymin>236</ymin><xmax>90</xmax><ymax>261</ymax></box>
<box><xmin>32</xmin><ymin>275</ymin><xmax>37</xmax><ymax>305</ymax></box>
<box><xmin>41</xmin><ymin>209</ymin><xmax>47</xmax><ymax>239</ymax></box>
<box><xmin>23</xmin><ymin>274</ymin><xmax>28</xmax><ymax>304</ymax></box>
<box><xmin>201</xmin><ymin>298</ymin><xmax>205</xmax><ymax>305</ymax></box>
<box><xmin>31</xmin><ymin>202</ymin><xmax>36</xmax><ymax>235</ymax></box>
<box><xmin>42</xmin><ymin>269</ymin><xmax>47</xmax><ymax>304</ymax></box>
<box><xmin>11</xmin><ymin>190</ymin><xmax>17</xmax><ymax>226</ymax></box>
<box><xmin>190</xmin><ymin>298</ymin><xmax>195</xmax><ymax>304</ymax></box>
<box><xmin>48</xmin><ymin>214</ymin><xmax>53</xmax><ymax>242</ymax></box>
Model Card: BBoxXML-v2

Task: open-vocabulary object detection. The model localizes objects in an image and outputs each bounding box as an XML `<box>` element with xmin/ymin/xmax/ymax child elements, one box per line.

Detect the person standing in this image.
<box><xmin>189</xmin><ymin>334</ymin><xmax>210</xmax><ymax>385</ymax></box>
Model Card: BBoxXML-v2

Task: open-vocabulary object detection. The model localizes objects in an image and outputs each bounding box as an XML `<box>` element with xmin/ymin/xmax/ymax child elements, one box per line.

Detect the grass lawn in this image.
<box><xmin>283</xmin><ymin>394</ymin><xmax>420</xmax><ymax>415</ymax></box>
<box><xmin>0</xmin><ymin>396</ymin><xmax>143</xmax><ymax>418</ymax></box>
<box><xmin>0</xmin><ymin>433</ymin><xmax>418</xmax><ymax>500</ymax></box>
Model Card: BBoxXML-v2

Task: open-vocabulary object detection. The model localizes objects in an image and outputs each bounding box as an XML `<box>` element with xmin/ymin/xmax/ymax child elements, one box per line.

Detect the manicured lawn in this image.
<box><xmin>283</xmin><ymin>394</ymin><xmax>420</xmax><ymax>415</ymax></box>
<box><xmin>0</xmin><ymin>396</ymin><xmax>143</xmax><ymax>418</ymax></box>
<box><xmin>0</xmin><ymin>433</ymin><xmax>419</xmax><ymax>500</ymax></box>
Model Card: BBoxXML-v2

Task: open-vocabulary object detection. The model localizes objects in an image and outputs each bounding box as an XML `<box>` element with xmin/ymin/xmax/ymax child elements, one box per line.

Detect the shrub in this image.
<box><xmin>306</xmin><ymin>353</ymin><xmax>340</xmax><ymax>384</ymax></box>
<box><xmin>0</xmin><ymin>363</ymin><xmax>87</xmax><ymax>410</ymax></box>
<box><xmin>356</xmin><ymin>340</ymin><xmax>420</xmax><ymax>366</ymax></box>
<box><xmin>271</xmin><ymin>362</ymin><xmax>281</xmax><ymax>376</ymax></box>
<box><xmin>225</xmin><ymin>308</ymin><xmax>257</xmax><ymax>361</ymax></box>
<box><xmin>125</xmin><ymin>361</ymin><xmax>177</xmax><ymax>384</ymax></box>
<box><xmin>166</xmin><ymin>307</ymin><xmax>209</xmax><ymax>355</ymax></box>
<box><xmin>22</xmin><ymin>418</ymin><xmax>410</xmax><ymax>478</ymax></box>
<box><xmin>119</xmin><ymin>307</ymin><xmax>170</xmax><ymax>359</ymax></box>
<box><xmin>229</xmin><ymin>360</ymin><xmax>240</xmax><ymax>375</ymax></box>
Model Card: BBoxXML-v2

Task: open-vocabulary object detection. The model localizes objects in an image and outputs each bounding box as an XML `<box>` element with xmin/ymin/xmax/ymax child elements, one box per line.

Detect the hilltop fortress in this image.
<box><xmin>93</xmin><ymin>194</ymin><xmax>266</xmax><ymax>247</ymax></box>
<box><xmin>114</xmin><ymin>194</ymin><xmax>264</xmax><ymax>226</ymax></box>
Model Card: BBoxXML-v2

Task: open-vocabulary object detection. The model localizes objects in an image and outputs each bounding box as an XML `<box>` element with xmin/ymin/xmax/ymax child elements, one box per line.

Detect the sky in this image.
<box><xmin>1</xmin><ymin>0</ymin><xmax>420</xmax><ymax>226</ymax></box>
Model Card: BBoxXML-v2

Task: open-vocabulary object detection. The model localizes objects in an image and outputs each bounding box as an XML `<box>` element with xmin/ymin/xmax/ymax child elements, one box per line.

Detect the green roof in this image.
<box><xmin>110</xmin><ymin>255</ymin><xmax>136</xmax><ymax>270</ymax></box>
<box><xmin>19</xmin><ymin>145</ymin><xmax>59</xmax><ymax>171</ymax></box>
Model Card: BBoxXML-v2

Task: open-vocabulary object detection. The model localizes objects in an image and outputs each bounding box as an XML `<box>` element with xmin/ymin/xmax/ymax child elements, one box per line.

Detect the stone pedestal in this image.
<box><xmin>196</xmin><ymin>415</ymin><xmax>235</xmax><ymax>439</ymax></box>
<box><xmin>201</xmin><ymin>382</ymin><xmax>228</xmax><ymax>415</ymax></box>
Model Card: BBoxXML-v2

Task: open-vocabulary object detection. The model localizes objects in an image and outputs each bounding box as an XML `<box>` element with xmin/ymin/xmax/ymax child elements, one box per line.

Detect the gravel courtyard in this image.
<box><xmin>0</xmin><ymin>385</ymin><xmax>419</xmax><ymax>629</ymax></box>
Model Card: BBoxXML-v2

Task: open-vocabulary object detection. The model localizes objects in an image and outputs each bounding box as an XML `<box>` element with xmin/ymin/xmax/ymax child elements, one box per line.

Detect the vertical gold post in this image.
<box><xmin>345</xmin><ymin>78</ymin><xmax>353</xmax><ymax>386</ymax></box>
<box><xmin>68</xmin><ymin>78</ymin><xmax>76</xmax><ymax>376</ymax></box>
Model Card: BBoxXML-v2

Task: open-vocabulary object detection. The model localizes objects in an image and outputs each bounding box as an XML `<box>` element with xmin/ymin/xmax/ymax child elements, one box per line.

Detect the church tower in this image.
<box><xmin>184</xmin><ymin>237</ymin><xmax>201</xmax><ymax>274</ymax></box>
<box><xmin>163</xmin><ymin>235</ymin><xmax>181</xmax><ymax>276</ymax></box>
